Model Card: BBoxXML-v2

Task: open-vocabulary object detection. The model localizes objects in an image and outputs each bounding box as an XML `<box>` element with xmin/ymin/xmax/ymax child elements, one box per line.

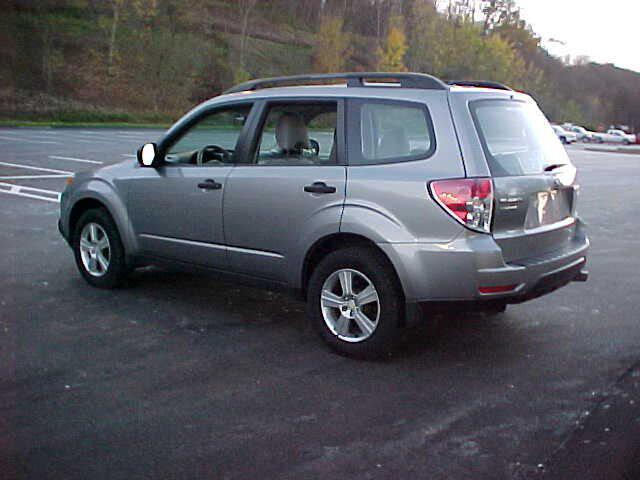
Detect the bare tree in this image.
<box><xmin>238</xmin><ymin>0</ymin><xmax>258</xmax><ymax>71</ymax></box>
<box><xmin>107</xmin><ymin>0</ymin><xmax>124</xmax><ymax>75</ymax></box>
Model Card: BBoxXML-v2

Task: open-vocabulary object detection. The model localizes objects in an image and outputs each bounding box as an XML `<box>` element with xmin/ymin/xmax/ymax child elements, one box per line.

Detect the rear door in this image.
<box><xmin>222</xmin><ymin>99</ymin><xmax>346</xmax><ymax>283</ymax></box>
<box><xmin>468</xmin><ymin>98</ymin><xmax>579</xmax><ymax>263</ymax></box>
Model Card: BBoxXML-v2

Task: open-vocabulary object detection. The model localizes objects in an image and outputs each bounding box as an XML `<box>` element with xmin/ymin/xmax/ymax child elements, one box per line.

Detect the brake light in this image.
<box><xmin>430</xmin><ymin>178</ymin><xmax>494</xmax><ymax>233</ymax></box>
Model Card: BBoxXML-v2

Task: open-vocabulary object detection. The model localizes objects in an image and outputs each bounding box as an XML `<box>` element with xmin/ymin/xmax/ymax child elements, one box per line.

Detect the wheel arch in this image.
<box><xmin>69</xmin><ymin>198</ymin><xmax>111</xmax><ymax>236</ymax></box>
<box><xmin>66</xmin><ymin>181</ymin><xmax>137</xmax><ymax>256</ymax></box>
<box><xmin>300</xmin><ymin>233</ymin><xmax>405</xmax><ymax>302</ymax></box>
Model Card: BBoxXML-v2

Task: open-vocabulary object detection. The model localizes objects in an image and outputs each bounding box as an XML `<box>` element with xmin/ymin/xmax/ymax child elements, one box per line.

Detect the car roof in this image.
<box><xmin>210</xmin><ymin>72</ymin><xmax>531</xmax><ymax>105</ymax></box>
<box><xmin>208</xmin><ymin>84</ymin><xmax>529</xmax><ymax>106</ymax></box>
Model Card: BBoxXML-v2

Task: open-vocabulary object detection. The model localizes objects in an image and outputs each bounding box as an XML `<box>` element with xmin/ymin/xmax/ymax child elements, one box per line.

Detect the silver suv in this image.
<box><xmin>59</xmin><ymin>73</ymin><xmax>589</xmax><ymax>358</ymax></box>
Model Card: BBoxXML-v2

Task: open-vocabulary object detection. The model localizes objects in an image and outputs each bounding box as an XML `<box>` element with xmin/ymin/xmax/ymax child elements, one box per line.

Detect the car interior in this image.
<box><xmin>163</xmin><ymin>105</ymin><xmax>253</xmax><ymax>166</ymax></box>
<box><xmin>255</xmin><ymin>103</ymin><xmax>338</xmax><ymax>166</ymax></box>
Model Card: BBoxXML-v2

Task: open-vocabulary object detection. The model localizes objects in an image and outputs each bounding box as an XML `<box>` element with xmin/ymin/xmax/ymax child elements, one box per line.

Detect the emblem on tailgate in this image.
<box><xmin>498</xmin><ymin>197</ymin><xmax>523</xmax><ymax>210</ymax></box>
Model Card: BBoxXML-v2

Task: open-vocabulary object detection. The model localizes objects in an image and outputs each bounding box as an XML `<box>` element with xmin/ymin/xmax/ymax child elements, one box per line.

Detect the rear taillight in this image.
<box><xmin>429</xmin><ymin>178</ymin><xmax>494</xmax><ymax>233</ymax></box>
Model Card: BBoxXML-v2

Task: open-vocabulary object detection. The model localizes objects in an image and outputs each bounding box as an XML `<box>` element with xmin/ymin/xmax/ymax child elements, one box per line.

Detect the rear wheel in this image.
<box><xmin>72</xmin><ymin>208</ymin><xmax>128</xmax><ymax>289</ymax></box>
<box><xmin>482</xmin><ymin>303</ymin><xmax>507</xmax><ymax>316</ymax></box>
<box><xmin>307</xmin><ymin>247</ymin><xmax>403</xmax><ymax>359</ymax></box>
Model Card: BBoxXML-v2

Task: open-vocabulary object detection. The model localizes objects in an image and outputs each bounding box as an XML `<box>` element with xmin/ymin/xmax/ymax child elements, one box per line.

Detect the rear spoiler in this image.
<box><xmin>447</xmin><ymin>80</ymin><xmax>512</xmax><ymax>91</ymax></box>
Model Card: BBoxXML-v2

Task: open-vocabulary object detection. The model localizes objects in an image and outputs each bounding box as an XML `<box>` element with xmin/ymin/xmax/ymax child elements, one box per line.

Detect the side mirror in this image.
<box><xmin>137</xmin><ymin>143</ymin><xmax>160</xmax><ymax>167</ymax></box>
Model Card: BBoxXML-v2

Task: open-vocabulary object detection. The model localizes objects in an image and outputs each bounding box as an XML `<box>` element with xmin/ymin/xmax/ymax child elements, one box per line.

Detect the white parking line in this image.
<box><xmin>49</xmin><ymin>155</ymin><xmax>103</xmax><ymax>165</ymax></box>
<box><xmin>0</xmin><ymin>135</ymin><xmax>60</xmax><ymax>145</ymax></box>
<box><xmin>69</xmin><ymin>138</ymin><xmax>102</xmax><ymax>144</ymax></box>
<box><xmin>0</xmin><ymin>174</ymin><xmax>70</xmax><ymax>180</ymax></box>
<box><xmin>121</xmin><ymin>154</ymin><xmax>136</xmax><ymax>158</ymax></box>
<box><xmin>0</xmin><ymin>182</ymin><xmax>61</xmax><ymax>203</ymax></box>
<box><xmin>0</xmin><ymin>161</ymin><xmax>73</xmax><ymax>175</ymax></box>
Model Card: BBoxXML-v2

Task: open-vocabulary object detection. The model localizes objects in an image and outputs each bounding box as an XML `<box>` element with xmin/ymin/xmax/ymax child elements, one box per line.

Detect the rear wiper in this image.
<box><xmin>544</xmin><ymin>163</ymin><xmax>567</xmax><ymax>172</ymax></box>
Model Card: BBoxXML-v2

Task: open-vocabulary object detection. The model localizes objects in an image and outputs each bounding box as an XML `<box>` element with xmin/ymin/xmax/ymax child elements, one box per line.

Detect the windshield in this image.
<box><xmin>471</xmin><ymin>99</ymin><xmax>571</xmax><ymax>177</ymax></box>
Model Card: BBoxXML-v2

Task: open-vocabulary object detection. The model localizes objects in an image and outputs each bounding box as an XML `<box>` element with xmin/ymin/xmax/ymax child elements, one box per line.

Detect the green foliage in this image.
<box><xmin>233</xmin><ymin>67</ymin><xmax>252</xmax><ymax>85</ymax></box>
<box><xmin>1</xmin><ymin>0</ymin><xmax>639</xmax><ymax>129</ymax></box>
<box><xmin>377</xmin><ymin>18</ymin><xmax>408</xmax><ymax>72</ymax></box>
<box><xmin>313</xmin><ymin>16</ymin><xmax>351</xmax><ymax>73</ymax></box>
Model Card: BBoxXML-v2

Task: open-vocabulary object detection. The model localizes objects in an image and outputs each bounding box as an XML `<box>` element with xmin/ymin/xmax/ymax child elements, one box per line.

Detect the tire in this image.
<box><xmin>482</xmin><ymin>303</ymin><xmax>507</xmax><ymax>316</ymax></box>
<box><xmin>306</xmin><ymin>247</ymin><xmax>404</xmax><ymax>359</ymax></box>
<box><xmin>72</xmin><ymin>208</ymin><xmax>128</xmax><ymax>289</ymax></box>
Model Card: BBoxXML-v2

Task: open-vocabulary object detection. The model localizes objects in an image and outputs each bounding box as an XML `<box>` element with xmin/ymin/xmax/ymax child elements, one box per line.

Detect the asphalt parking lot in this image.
<box><xmin>1</xmin><ymin>128</ymin><xmax>639</xmax><ymax>479</ymax></box>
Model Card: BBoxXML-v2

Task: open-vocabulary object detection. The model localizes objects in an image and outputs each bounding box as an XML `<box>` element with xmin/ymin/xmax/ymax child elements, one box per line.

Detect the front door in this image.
<box><xmin>127</xmin><ymin>103</ymin><xmax>253</xmax><ymax>268</ymax></box>
<box><xmin>222</xmin><ymin>99</ymin><xmax>346</xmax><ymax>283</ymax></box>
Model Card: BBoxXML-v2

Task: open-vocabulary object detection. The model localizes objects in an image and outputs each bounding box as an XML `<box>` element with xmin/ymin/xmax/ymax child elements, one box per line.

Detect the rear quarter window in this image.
<box><xmin>347</xmin><ymin>99</ymin><xmax>435</xmax><ymax>165</ymax></box>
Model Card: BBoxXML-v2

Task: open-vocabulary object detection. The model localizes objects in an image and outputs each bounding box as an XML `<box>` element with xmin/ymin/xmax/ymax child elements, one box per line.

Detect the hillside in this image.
<box><xmin>1</xmin><ymin>0</ymin><xmax>639</xmax><ymax>130</ymax></box>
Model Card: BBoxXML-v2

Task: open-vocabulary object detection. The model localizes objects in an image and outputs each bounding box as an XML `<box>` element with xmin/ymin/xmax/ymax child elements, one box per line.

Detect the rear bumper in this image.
<box><xmin>379</xmin><ymin>219</ymin><xmax>589</xmax><ymax>304</ymax></box>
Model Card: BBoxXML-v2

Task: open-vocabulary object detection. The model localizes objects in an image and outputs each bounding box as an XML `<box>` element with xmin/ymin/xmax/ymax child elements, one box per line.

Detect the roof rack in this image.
<box><xmin>224</xmin><ymin>72</ymin><xmax>449</xmax><ymax>94</ymax></box>
<box><xmin>447</xmin><ymin>80</ymin><xmax>513</xmax><ymax>91</ymax></box>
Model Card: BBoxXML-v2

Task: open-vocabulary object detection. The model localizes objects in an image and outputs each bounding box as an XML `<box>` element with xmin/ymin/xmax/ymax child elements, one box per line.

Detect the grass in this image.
<box><xmin>0</xmin><ymin>108</ymin><xmax>176</xmax><ymax>129</ymax></box>
<box><xmin>0</xmin><ymin>119</ymin><xmax>171</xmax><ymax>129</ymax></box>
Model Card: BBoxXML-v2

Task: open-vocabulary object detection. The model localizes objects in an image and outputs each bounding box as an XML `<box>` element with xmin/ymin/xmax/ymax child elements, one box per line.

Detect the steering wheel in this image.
<box><xmin>307</xmin><ymin>139</ymin><xmax>320</xmax><ymax>156</ymax></box>
<box><xmin>196</xmin><ymin>145</ymin><xmax>231</xmax><ymax>166</ymax></box>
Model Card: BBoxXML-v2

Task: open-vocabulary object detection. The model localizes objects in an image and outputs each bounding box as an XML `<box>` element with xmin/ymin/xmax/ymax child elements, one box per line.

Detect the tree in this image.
<box><xmin>481</xmin><ymin>0</ymin><xmax>520</xmax><ymax>34</ymax></box>
<box><xmin>107</xmin><ymin>0</ymin><xmax>124</xmax><ymax>75</ymax></box>
<box><xmin>377</xmin><ymin>18</ymin><xmax>408</xmax><ymax>72</ymax></box>
<box><xmin>313</xmin><ymin>15</ymin><xmax>351</xmax><ymax>73</ymax></box>
<box><xmin>404</xmin><ymin>0</ymin><xmax>440</xmax><ymax>72</ymax></box>
<box><xmin>237</xmin><ymin>0</ymin><xmax>258</xmax><ymax>72</ymax></box>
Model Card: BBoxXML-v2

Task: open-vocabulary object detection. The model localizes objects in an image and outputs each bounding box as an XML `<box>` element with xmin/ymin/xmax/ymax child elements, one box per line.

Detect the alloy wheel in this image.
<box><xmin>320</xmin><ymin>268</ymin><xmax>380</xmax><ymax>342</ymax></box>
<box><xmin>79</xmin><ymin>222</ymin><xmax>111</xmax><ymax>277</ymax></box>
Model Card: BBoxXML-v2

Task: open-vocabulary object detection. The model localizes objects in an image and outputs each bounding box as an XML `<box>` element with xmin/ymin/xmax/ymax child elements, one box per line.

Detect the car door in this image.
<box><xmin>222</xmin><ymin>99</ymin><xmax>347</xmax><ymax>283</ymax></box>
<box><xmin>127</xmin><ymin>103</ymin><xmax>254</xmax><ymax>268</ymax></box>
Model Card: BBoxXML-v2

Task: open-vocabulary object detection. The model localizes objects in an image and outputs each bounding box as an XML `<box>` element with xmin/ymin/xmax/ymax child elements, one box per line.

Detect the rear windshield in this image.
<box><xmin>471</xmin><ymin>99</ymin><xmax>571</xmax><ymax>177</ymax></box>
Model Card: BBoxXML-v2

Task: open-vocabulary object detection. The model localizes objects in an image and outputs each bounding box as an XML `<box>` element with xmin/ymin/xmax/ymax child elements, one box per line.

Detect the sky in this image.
<box><xmin>515</xmin><ymin>0</ymin><xmax>640</xmax><ymax>72</ymax></box>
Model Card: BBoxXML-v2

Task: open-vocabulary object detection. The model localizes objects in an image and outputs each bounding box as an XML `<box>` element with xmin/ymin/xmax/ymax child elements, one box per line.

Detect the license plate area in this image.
<box><xmin>524</xmin><ymin>188</ymin><xmax>572</xmax><ymax>229</ymax></box>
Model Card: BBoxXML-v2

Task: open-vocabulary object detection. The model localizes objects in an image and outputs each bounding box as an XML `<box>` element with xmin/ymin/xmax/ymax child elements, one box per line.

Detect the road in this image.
<box><xmin>0</xmin><ymin>128</ymin><xmax>639</xmax><ymax>479</ymax></box>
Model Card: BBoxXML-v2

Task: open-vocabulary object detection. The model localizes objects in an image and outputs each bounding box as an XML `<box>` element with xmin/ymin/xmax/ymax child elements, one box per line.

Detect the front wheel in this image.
<box><xmin>72</xmin><ymin>208</ymin><xmax>129</xmax><ymax>289</ymax></box>
<box><xmin>307</xmin><ymin>247</ymin><xmax>404</xmax><ymax>359</ymax></box>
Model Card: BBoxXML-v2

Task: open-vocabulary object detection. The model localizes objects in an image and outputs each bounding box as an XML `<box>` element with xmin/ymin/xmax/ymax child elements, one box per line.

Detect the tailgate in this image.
<box><xmin>492</xmin><ymin>174</ymin><xmax>577</xmax><ymax>263</ymax></box>
<box><xmin>468</xmin><ymin>97</ymin><xmax>579</xmax><ymax>263</ymax></box>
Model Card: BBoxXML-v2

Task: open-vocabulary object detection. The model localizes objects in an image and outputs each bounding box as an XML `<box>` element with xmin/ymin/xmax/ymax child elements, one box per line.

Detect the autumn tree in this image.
<box><xmin>313</xmin><ymin>15</ymin><xmax>351</xmax><ymax>73</ymax></box>
<box><xmin>377</xmin><ymin>17</ymin><xmax>408</xmax><ymax>72</ymax></box>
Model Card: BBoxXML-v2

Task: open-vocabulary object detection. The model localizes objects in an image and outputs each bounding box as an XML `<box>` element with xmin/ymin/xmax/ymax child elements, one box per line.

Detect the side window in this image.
<box><xmin>165</xmin><ymin>104</ymin><xmax>252</xmax><ymax>166</ymax></box>
<box><xmin>349</xmin><ymin>100</ymin><xmax>435</xmax><ymax>165</ymax></box>
<box><xmin>255</xmin><ymin>102</ymin><xmax>338</xmax><ymax>166</ymax></box>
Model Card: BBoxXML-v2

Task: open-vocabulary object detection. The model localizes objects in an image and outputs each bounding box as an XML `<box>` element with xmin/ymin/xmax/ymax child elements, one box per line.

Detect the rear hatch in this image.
<box><xmin>470</xmin><ymin>98</ymin><xmax>578</xmax><ymax>263</ymax></box>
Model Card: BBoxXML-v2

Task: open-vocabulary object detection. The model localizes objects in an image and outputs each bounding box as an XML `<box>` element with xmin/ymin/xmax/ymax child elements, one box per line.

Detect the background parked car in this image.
<box><xmin>567</xmin><ymin>125</ymin><xmax>599</xmax><ymax>142</ymax></box>
<box><xmin>552</xmin><ymin>124</ymin><xmax>577</xmax><ymax>144</ymax></box>
<box><xmin>598</xmin><ymin>129</ymin><xmax>635</xmax><ymax>144</ymax></box>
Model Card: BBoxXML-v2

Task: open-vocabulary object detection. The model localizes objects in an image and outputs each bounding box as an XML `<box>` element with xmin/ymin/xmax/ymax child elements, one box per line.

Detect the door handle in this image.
<box><xmin>304</xmin><ymin>181</ymin><xmax>336</xmax><ymax>194</ymax></box>
<box><xmin>197</xmin><ymin>179</ymin><xmax>222</xmax><ymax>190</ymax></box>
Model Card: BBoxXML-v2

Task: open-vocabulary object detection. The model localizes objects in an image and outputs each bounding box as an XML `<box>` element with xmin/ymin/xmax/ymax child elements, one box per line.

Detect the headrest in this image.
<box><xmin>275</xmin><ymin>113</ymin><xmax>310</xmax><ymax>152</ymax></box>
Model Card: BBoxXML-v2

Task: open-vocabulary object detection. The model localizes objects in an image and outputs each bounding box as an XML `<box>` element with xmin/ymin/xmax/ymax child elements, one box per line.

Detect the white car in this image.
<box><xmin>568</xmin><ymin>125</ymin><xmax>598</xmax><ymax>142</ymax></box>
<box><xmin>598</xmin><ymin>129</ymin><xmax>636</xmax><ymax>145</ymax></box>
<box><xmin>551</xmin><ymin>125</ymin><xmax>577</xmax><ymax>144</ymax></box>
